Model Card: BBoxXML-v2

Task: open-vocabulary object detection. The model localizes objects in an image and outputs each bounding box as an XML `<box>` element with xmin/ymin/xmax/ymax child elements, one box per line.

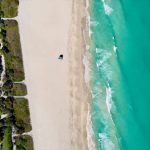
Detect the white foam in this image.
<box><xmin>91</xmin><ymin>85</ymin><xmax>100</xmax><ymax>99</ymax></box>
<box><xmin>84</xmin><ymin>5</ymin><xmax>96</xmax><ymax>148</ymax></box>
<box><xmin>83</xmin><ymin>53</ymin><xmax>91</xmax><ymax>84</ymax></box>
<box><xmin>86</xmin><ymin>0</ymin><xmax>91</xmax><ymax>36</ymax></box>
<box><xmin>113</xmin><ymin>46</ymin><xmax>117</xmax><ymax>53</ymax></box>
<box><xmin>86</xmin><ymin>105</ymin><xmax>96</xmax><ymax>150</ymax></box>
<box><xmin>86</xmin><ymin>0</ymin><xmax>89</xmax><ymax>11</ymax></box>
<box><xmin>102</xmin><ymin>0</ymin><xmax>113</xmax><ymax>15</ymax></box>
<box><xmin>96</xmin><ymin>48</ymin><xmax>113</xmax><ymax>80</ymax></box>
<box><xmin>104</xmin><ymin>4</ymin><xmax>113</xmax><ymax>15</ymax></box>
<box><xmin>96</xmin><ymin>48</ymin><xmax>112</xmax><ymax>68</ymax></box>
<box><xmin>89</xmin><ymin>29</ymin><xmax>93</xmax><ymax>37</ymax></box>
<box><xmin>96</xmin><ymin>48</ymin><xmax>104</xmax><ymax>53</ymax></box>
<box><xmin>98</xmin><ymin>132</ymin><xmax>115</xmax><ymax>150</ymax></box>
<box><xmin>90</xmin><ymin>21</ymin><xmax>99</xmax><ymax>27</ymax></box>
<box><xmin>87</xmin><ymin>15</ymin><xmax>93</xmax><ymax>37</ymax></box>
<box><xmin>112</xmin><ymin>36</ymin><xmax>118</xmax><ymax>53</ymax></box>
<box><xmin>83</xmin><ymin>4</ymin><xmax>91</xmax><ymax>84</ymax></box>
<box><xmin>103</xmin><ymin>64</ymin><xmax>112</xmax><ymax>81</ymax></box>
<box><xmin>106</xmin><ymin>84</ymin><xmax>112</xmax><ymax>113</ymax></box>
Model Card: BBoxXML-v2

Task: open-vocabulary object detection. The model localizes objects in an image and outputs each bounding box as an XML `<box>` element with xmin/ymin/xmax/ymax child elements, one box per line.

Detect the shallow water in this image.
<box><xmin>89</xmin><ymin>0</ymin><xmax>150</xmax><ymax>149</ymax></box>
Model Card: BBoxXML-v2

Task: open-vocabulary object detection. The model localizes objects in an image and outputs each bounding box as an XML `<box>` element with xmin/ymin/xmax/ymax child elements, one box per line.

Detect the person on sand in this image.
<box><xmin>58</xmin><ymin>54</ymin><xmax>63</xmax><ymax>60</ymax></box>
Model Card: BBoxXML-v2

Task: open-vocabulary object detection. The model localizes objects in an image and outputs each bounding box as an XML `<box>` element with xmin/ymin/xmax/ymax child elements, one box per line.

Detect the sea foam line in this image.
<box><xmin>86</xmin><ymin>0</ymin><xmax>93</xmax><ymax>37</ymax></box>
<box><xmin>96</xmin><ymin>48</ymin><xmax>112</xmax><ymax>68</ymax></box>
<box><xmin>98</xmin><ymin>132</ymin><xmax>115</xmax><ymax>150</ymax></box>
<box><xmin>106</xmin><ymin>84</ymin><xmax>112</xmax><ymax>113</ymax></box>
<box><xmin>105</xmin><ymin>83</ymin><xmax>120</xmax><ymax>150</ymax></box>
<box><xmin>83</xmin><ymin>45</ymin><xmax>96</xmax><ymax>150</ymax></box>
<box><xmin>83</xmin><ymin>53</ymin><xmax>91</xmax><ymax>84</ymax></box>
<box><xmin>86</xmin><ymin>104</ymin><xmax>96</xmax><ymax>150</ymax></box>
<box><xmin>84</xmin><ymin>1</ymin><xmax>96</xmax><ymax>148</ymax></box>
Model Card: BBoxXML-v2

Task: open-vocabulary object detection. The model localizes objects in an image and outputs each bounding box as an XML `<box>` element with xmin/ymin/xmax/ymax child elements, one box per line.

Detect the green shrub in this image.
<box><xmin>0</xmin><ymin>0</ymin><xmax>19</xmax><ymax>18</ymax></box>
<box><xmin>15</xmin><ymin>135</ymin><xmax>34</xmax><ymax>150</ymax></box>
<box><xmin>0</xmin><ymin>127</ymin><xmax>4</xmax><ymax>142</ymax></box>
<box><xmin>3</xmin><ymin>20</ymin><xmax>25</xmax><ymax>82</ymax></box>
<box><xmin>13</xmin><ymin>99</ymin><xmax>32</xmax><ymax>134</ymax></box>
<box><xmin>1</xmin><ymin>126</ymin><xmax>12</xmax><ymax>150</ymax></box>
<box><xmin>0</xmin><ymin>97</ymin><xmax>13</xmax><ymax>114</ymax></box>
<box><xmin>4</xmin><ymin>83</ymin><xmax>27</xmax><ymax>96</ymax></box>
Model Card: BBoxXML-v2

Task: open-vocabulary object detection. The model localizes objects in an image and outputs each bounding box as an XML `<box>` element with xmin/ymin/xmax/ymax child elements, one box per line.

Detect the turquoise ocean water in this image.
<box><xmin>89</xmin><ymin>0</ymin><xmax>150</xmax><ymax>149</ymax></box>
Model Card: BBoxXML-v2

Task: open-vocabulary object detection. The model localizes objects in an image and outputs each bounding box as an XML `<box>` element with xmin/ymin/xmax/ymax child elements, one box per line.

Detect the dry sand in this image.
<box><xmin>18</xmin><ymin>0</ymin><xmax>89</xmax><ymax>149</ymax></box>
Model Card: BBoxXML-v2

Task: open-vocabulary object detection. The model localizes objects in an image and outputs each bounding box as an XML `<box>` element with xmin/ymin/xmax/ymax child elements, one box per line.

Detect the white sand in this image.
<box><xmin>18</xmin><ymin>0</ymin><xmax>89</xmax><ymax>149</ymax></box>
<box><xmin>18</xmin><ymin>0</ymin><xmax>72</xmax><ymax>149</ymax></box>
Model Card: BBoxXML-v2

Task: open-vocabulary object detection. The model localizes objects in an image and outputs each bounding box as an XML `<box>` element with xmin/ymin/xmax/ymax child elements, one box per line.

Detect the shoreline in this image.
<box><xmin>68</xmin><ymin>0</ymin><xmax>91</xmax><ymax>149</ymax></box>
<box><xmin>17</xmin><ymin>0</ymin><xmax>90</xmax><ymax>150</ymax></box>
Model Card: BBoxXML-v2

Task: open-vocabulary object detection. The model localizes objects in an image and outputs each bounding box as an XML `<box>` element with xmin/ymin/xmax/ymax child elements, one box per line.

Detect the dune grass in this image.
<box><xmin>0</xmin><ymin>0</ymin><xmax>19</xmax><ymax>18</ymax></box>
<box><xmin>11</xmin><ymin>83</ymin><xmax>27</xmax><ymax>96</ymax></box>
<box><xmin>13</xmin><ymin>99</ymin><xmax>32</xmax><ymax>134</ymax></box>
<box><xmin>2</xmin><ymin>20</ymin><xmax>25</xmax><ymax>82</ymax></box>
<box><xmin>3</xmin><ymin>83</ymin><xmax>27</xmax><ymax>96</ymax></box>
<box><xmin>15</xmin><ymin>135</ymin><xmax>34</xmax><ymax>150</ymax></box>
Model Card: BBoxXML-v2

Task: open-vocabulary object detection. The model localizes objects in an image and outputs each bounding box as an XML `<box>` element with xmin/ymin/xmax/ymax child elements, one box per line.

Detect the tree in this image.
<box><xmin>0</xmin><ymin>127</ymin><xmax>4</xmax><ymax>142</ymax></box>
<box><xmin>1</xmin><ymin>29</ymin><xmax>6</xmax><ymax>37</ymax></box>
<box><xmin>0</xmin><ymin>11</ymin><xmax>4</xmax><ymax>18</ymax></box>
<box><xmin>2</xmin><ymin>46</ymin><xmax>9</xmax><ymax>53</ymax></box>
<box><xmin>3</xmin><ymin>97</ymin><xmax>13</xmax><ymax>111</ymax></box>
<box><xmin>3</xmin><ymin>80</ymin><xmax>13</xmax><ymax>90</ymax></box>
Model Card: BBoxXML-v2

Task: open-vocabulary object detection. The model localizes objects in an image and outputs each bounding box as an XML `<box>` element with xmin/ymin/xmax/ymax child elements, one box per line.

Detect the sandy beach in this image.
<box><xmin>18</xmin><ymin>0</ymin><xmax>89</xmax><ymax>149</ymax></box>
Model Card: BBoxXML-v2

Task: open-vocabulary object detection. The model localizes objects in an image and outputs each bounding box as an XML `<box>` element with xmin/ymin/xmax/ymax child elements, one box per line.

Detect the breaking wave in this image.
<box><xmin>98</xmin><ymin>132</ymin><xmax>115</xmax><ymax>150</ymax></box>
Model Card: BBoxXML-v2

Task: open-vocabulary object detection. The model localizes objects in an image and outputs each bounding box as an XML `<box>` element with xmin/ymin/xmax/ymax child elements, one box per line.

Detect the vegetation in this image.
<box><xmin>0</xmin><ymin>98</ymin><xmax>32</xmax><ymax>138</ymax></box>
<box><xmin>0</xmin><ymin>0</ymin><xmax>19</xmax><ymax>18</ymax></box>
<box><xmin>0</xmin><ymin>96</ymin><xmax>13</xmax><ymax>115</ymax></box>
<box><xmin>10</xmin><ymin>83</ymin><xmax>27</xmax><ymax>96</ymax></box>
<box><xmin>13</xmin><ymin>99</ymin><xmax>32</xmax><ymax>134</ymax></box>
<box><xmin>0</xmin><ymin>3</ymin><xmax>34</xmax><ymax>149</ymax></box>
<box><xmin>15</xmin><ymin>135</ymin><xmax>34</xmax><ymax>150</ymax></box>
<box><xmin>1</xmin><ymin>127</ymin><xmax>12</xmax><ymax>150</ymax></box>
<box><xmin>0</xmin><ymin>127</ymin><xmax>4</xmax><ymax>142</ymax></box>
<box><xmin>0</xmin><ymin>20</ymin><xmax>25</xmax><ymax>82</ymax></box>
<box><xmin>2</xmin><ymin>80</ymin><xmax>13</xmax><ymax>91</ymax></box>
<box><xmin>3</xmin><ymin>83</ymin><xmax>27</xmax><ymax>96</ymax></box>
